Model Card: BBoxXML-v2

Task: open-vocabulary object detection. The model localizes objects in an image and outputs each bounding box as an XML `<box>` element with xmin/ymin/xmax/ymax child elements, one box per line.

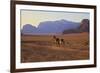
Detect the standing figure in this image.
<box><xmin>61</xmin><ymin>38</ymin><xmax>65</xmax><ymax>45</ymax></box>
<box><xmin>53</xmin><ymin>35</ymin><xmax>60</xmax><ymax>46</ymax></box>
<box><xmin>56</xmin><ymin>38</ymin><xmax>60</xmax><ymax>46</ymax></box>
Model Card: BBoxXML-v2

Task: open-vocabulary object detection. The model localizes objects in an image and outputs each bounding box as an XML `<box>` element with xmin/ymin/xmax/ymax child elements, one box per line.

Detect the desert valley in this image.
<box><xmin>21</xmin><ymin>19</ymin><xmax>89</xmax><ymax>63</ymax></box>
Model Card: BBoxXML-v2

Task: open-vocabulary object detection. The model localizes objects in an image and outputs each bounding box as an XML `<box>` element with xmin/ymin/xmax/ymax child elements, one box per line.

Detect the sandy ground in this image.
<box><xmin>21</xmin><ymin>32</ymin><xmax>89</xmax><ymax>63</ymax></box>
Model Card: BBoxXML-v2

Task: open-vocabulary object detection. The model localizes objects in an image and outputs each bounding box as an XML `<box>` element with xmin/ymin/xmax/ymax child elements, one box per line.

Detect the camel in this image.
<box><xmin>53</xmin><ymin>35</ymin><xmax>65</xmax><ymax>46</ymax></box>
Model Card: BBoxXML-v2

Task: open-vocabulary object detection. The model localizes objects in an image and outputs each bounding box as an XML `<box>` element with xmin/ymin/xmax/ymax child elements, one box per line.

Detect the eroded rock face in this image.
<box><xmin>79</xmin><ymin>19</ymin><xmax>89</xmax><ymax>32</ymax></box>
<box><xmin>63</xmin><ymin>19</ymin><xmax>89</xmax><ymax>34</ymax></box>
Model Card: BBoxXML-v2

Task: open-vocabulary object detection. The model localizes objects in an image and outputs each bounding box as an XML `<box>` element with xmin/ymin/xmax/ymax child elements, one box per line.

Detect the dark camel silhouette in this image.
<box><xmin>53</xmin><ymin>36</ymin><xmax>60</xmax><ymax>46</ymax></box>
<box><xmin>53</xmin><ymin>36</ymin><xmax>65</xmax><ymax>46</ymax></box>
<box><xmin>61</xmin><ymin>38</ymin><xmax>65</xmax><ymax>45</ymax></box>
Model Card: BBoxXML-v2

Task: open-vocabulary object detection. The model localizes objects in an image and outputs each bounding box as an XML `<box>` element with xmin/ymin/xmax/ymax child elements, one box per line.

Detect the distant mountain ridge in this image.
<box><xmin>21</xmin><ymin>19</ymin><xmax>79</xmax><ymax>35</ymax></box>
<box><xmin>63</xmin><ymin>19</ymin><xmax>89</xmax><ymax>34</ymax></box>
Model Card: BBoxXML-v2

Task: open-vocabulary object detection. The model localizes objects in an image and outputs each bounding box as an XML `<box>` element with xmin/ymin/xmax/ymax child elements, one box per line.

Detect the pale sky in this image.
<box><xmin>21</xmin><ymin>10</ymin><xmax>90</xmax><ymax>28</ymax></box>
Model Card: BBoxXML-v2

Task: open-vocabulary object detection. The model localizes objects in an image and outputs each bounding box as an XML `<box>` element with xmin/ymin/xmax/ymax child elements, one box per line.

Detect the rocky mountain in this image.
<box><xmin>79</xmin><ymin>19</ymin><xmax>89</xmax><ymax>32</ymax></box>
<box><xmin>21</xmin><ymin>24</ymin><xmax>37</xmax><ymax>35</ymax></box>
<box><xmin>63</xmin><ymin>19</ymin><xmax>89</xmax><ymax>34</ymax></box>
<box><xmin>21</xmin><ymin>19</ymin><xmax>79</xmax><ymax>35</ymax></box>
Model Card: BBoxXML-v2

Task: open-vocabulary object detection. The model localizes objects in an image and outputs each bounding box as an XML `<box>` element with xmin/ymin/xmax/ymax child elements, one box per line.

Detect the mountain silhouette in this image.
<box><xmin>21</xmin><ymin>19</ymin><xmax>79</xmax><ymax>35</ymax></box>
<box><xmin>21</xmin><ymin>24</ymin><xmax>37</xmax><ymax>35</ymax></box>
<box><xmin>79</xmin><ymin>19</ymin><xmax>89</xmax><ymax>32</ymax></box>
<box><xmin>63</xmin><ymin>19</ymin><xmax>89</xmax><ymax>34</ymax></box>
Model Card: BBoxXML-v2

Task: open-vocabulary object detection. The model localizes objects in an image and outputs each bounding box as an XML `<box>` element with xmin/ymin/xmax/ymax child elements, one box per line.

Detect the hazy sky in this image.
<box><xmin>21</xmin><ymin>10</ymin><xmax>90</xmax><ymax>28</ymax></box>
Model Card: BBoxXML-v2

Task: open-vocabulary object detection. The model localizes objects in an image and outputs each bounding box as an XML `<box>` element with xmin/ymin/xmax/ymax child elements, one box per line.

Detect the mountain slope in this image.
<box><xmin>21</xmin><ymin>19</ymin><xmax>79</xmax><ymax>35</ymax></box>
<box><xmin>63</xmin><ymin>19</ymin><xmax>89</xmax><ymax>34</ymax></box>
